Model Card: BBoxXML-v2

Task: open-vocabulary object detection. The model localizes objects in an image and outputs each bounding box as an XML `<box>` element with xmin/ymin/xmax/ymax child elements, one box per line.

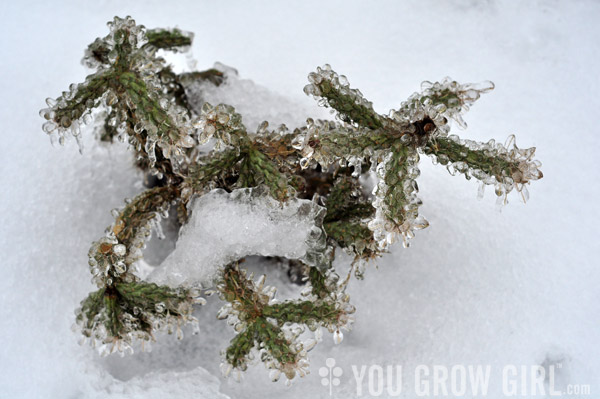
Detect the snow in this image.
<box><xmin>75</xmin><ymin>363</ymin><xmax>228</xmax><ymax>399</ymax></box>
<box><xmin>1</xmin><ymin>1</ymin><xmax>599</xmax><ymax>398</ymax></box>
<box><xmin>148</xmin><ymin>187</ymin><xmax>326</xmax><ymax>287</ymax></box>
<box><xmin>183</xmin><ymin>62</ymin><xmax>330</xmax><ymax>132</ymax></box>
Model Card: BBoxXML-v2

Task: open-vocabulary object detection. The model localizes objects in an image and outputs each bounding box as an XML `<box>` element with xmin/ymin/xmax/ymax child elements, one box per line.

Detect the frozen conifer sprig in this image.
<box><xmin>216</xmin><ymin>263</ymin><xmax>352</xmax><ymax>383</ymax></box>
<box><xmin>39</xmin><ymin>16</ymin><xmax>197</xmax><ymax>172</ymax></box>
<box><xmin>41</xmin><ymin>17</ymin><xmax>542</xmax><ymax>384</ymax></box>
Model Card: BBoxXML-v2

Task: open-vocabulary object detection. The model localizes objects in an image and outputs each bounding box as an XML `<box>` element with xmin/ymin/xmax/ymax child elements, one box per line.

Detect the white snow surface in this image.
<box><xmin>183</xmin><ymin>62</ymin><xmax>330</xmax><ymax>132</ymax></box>
<box><xmin>1</xmin><ymin>1</ymin><xmax>599</xmax><ymax>398</ymax></box>
<box><xmin>148</xmin><ymin>188</ymin><xmax>325</xmax><ymax>287</ymax></box>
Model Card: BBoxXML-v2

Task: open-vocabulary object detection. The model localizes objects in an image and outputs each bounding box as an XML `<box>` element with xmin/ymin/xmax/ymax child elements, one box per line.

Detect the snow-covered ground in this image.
<box><xmin>1</xmin><ymin>1</ymin><xmax>599</xmax><ymax>398</ymax></box>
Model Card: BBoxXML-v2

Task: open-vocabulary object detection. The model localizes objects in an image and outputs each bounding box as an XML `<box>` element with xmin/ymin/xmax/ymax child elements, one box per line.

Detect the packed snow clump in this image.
<box><xmin>148</xmin><ymin>187</ymin><xmax>327</xmax><ymax>287</ymax></box>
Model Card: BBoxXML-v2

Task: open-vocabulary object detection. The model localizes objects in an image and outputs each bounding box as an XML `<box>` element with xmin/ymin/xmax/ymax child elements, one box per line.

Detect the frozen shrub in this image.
<box><xmin>40</xmin><ymin>16</ymin><xmax>542</xmax><ymax>385</ymax></box>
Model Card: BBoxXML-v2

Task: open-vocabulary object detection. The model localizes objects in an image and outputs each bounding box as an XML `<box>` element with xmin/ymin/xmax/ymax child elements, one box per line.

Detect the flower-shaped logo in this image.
<box><xmin>319</xmin><ymin>357</ymin><xmax>343</xmax><ymax>395</ymax></box>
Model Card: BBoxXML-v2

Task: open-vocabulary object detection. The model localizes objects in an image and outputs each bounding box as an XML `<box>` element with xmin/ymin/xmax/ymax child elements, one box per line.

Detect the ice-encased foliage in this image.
<box><xmin>40</xmin><ymin>16</ymin><xmax>542</xmax><ymax>385</ymax></box>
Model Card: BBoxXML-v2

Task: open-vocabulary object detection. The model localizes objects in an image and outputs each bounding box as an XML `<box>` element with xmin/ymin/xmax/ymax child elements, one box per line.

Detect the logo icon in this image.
<box><xmin>319</xmin><ymin>357</ymin><xmax>343</xmax><ymax>396</ymax></box>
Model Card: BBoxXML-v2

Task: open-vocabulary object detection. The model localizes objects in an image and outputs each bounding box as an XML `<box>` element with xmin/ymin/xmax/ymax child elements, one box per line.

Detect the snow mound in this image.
<box><xmin>148</xmin><ymin>187</ymin><xmax>327</xmax><ymax>287</ymax></box>
<box><xmin>88</xmin><ymin>365</ymin><xmax>229</xmax><ymax>399</ymax></box>
<box><xmin>183</xmin><ymin>62</ymin><xmax>329</xmax><ymax>132</ymax></box>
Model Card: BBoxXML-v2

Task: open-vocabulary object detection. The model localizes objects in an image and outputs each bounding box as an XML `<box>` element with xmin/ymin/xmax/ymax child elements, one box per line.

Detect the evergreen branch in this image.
<box><xmin>218</xmin><ymin>264</ymin><xmax>353</xmax><ymax>381</ymax></box>
<box><xmin>87</xmin><ymin>186</ymin><xmax>178</xmax><ymax>289</ymax></box>
<box><xmin>225</xmin><ymin>323</ymin><xmax>256</xmax><ymax>369</ymax></box>
<box><xmin>423</xmin><ymin>135</ymin><xmax>543</xmax><ymax>202</ymax></box>
<box><xmin>253</xmin><ymin>318</ymin><xmax>300</xmax><ymax>376</ymax></box>
<box><xmin>84</xmin><ymin>38</ymin><xmax>111</xmax><ymax>66</ymax></box>
<box><xmin>292</xmin><ymin>119</ymin><xmax>398</xmax><ymax>169</ymax></box>
<box><xmin>115</xmin><ymin>281</ymin><xmax>195</xmax><ymax>317</ymax></box>
<box><xmin>76</xmin><ymin>281</ymin><xmax>202</xmax><ymax>352</ymax></box>
<box><xmin>321</xmin><ymin>176</ymin><xmax>378</xmax><ymax>259</ymax></box>
<box><xmin>43</xmin><ymin>16</ymin><xmax>197</xmax><ymax>166</ymax></box>
<box><xmin>369</xmin><ymin>146</ymin><xmax>428</xmax><ymax>248</ymax></box>
<box><xmin>393</xmin><ymin>78</ymin><xmax>495</xmax><ymax>130</ymax></box>
<box><xmin>241</xmin><ymin>146</ymin><xmax>292</xmax><ymax>201</ymax></box>
<box><xmin>112</xmin><ymin>186</ymin><xmax>177</xmax><ymax>249</ymax></box>
<box><xmin>145</xmin><ymin>28</ymin><xmax>193</xmax><ymax>51</ymax></box>
<box><xmin>324</xmin><ymin>220</ymin><xmax>376</xmax><ymax>258</ymax></box>
<box><xmin>424</xmin><ymin>136</ymin><xmax>516</xmax><ymax>178</ymax></box>
<box><xmin>262</xmin><ymin>301</ymin><xmax>341</xmax><ymax>325</ymax></box>
<box><xmin>40</xmin><ymin>71</ymin><xmax>113</xmax><ymax>142</ymax></box>
<box><xmin>196</xmin><ymin>103</ymin><xmax>247</xmax><ymax>146</ymax></box>
<box><xmin>381</xmin><ymin>147</ymin><xmax>419</xmax><ymax>227</ymax></box>
<box><xmin>158</xmin><ymin>67</ymin><xmax>225</xmax><ymax>112</ymax></box>
<box><xmin>304</xmin><ymin>64</ymin><xmax>383</xmax><ymax>129</ymax></box>
<box><xmin>184</xmin><ymin>148</ymin><xmax>244</xmax><ymax>195</ymax></box>
<box><xmin>306</xmin><ymin>266</ymin><xmax>329</xmax><ymax>298</ymax></box>
<box><xmin>324</xmin><ymin>176</ymin><xmax>374</xmax><ymax>223</ymax></box>
<box><xmin>117</xmin><ymin>71</ymin><xmax>196</xmax><ymax>153</ymax></box>
<box><xmin>77</xmin><ymin>288</ymin><xmax>105</xmax><ymax>336</ymax></box>
<box><xmin>180</xmin><ymin>69</ymin><xmax>225</xmax><ymax>87</ymax></box>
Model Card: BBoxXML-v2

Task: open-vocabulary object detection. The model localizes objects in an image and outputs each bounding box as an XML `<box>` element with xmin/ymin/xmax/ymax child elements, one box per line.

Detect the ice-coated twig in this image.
<box><xmin>216</xmin><ymin>263</ymin><xmax>353</xmax><ymax>384</ymax></box>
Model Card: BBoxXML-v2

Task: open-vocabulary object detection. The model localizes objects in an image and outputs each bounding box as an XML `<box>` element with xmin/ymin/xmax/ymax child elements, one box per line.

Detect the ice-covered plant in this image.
<box><xmin>39</xmin><ymin>16</ymin><xmax>543</xmax><ymax>384</ymax></box>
